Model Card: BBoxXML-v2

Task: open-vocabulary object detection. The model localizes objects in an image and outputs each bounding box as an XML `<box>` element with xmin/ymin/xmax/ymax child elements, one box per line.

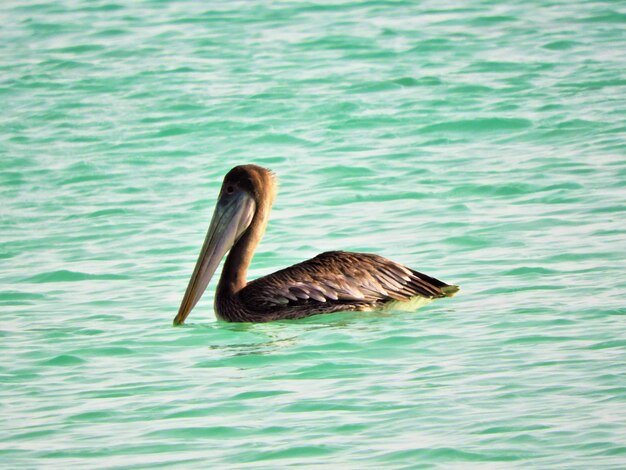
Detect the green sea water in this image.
<box><xmin>1</xmin><ymin>0</ymin><xmax>625</xmax><ymax>467</ymax></box>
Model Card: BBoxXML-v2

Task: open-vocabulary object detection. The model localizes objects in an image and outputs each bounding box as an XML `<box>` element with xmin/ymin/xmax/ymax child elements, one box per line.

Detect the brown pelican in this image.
<box><xmin>174</xmin><ymin>164</ymin><xmax>458</xmax><ymax>324</ymax></box>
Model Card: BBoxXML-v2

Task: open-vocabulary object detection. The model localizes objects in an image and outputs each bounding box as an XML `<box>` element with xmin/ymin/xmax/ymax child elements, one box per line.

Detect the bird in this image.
<box><xmin>173</xmin><ymin>164</ymin><xmax>458</xmax><ymax>324</ymax></box>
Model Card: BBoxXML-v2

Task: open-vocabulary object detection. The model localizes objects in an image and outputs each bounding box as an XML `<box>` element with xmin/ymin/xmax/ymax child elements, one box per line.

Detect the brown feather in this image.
<box><xmin>228</xmin><ymin>251</ymin><xmax>457</xmax><ymax>322</ymax></box>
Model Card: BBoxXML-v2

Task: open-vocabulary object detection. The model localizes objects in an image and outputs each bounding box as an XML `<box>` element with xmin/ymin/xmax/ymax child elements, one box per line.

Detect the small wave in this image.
<box><xmin>24</xmin><ymin>270</ymin><xmax>129</xmax><ymax>283</ymax></box>
<box><xmin>421</xmin><ymin>118</ymin><xmax>532</xmax><ymax>133</ymax></box>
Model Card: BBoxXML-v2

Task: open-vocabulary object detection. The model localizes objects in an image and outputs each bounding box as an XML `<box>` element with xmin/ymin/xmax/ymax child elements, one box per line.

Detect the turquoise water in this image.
<box><xmin>2</xmin><ymin>0</ymin><xmax>625</xmax><ymax>467</ymax></box>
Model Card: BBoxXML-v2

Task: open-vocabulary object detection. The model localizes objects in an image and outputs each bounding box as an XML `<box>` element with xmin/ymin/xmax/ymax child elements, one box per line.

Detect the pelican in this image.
<box><xmin>174</xmin><ymin>164</ymin><xmax>458</xmax><ymax>324</ymax></box>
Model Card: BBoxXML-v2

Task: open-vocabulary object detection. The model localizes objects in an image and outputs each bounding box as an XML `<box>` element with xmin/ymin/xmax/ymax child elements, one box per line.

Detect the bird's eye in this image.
<box><xmin>225</xmin><ymin>185</ymin><xmax>235</xmax><ymax>194</ymax></box>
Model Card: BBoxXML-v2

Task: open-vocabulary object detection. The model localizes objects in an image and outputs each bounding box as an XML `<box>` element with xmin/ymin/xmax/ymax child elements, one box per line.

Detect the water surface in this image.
<box><xmin>1</xmin><ymin>0</ymin><xmax>625</xmax><ymax>467</ymax></box>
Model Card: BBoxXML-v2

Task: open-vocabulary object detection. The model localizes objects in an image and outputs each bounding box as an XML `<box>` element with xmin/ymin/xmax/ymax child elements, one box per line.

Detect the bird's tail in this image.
<box><xmin>441</xmin><ymin>284</ymin><xmax>460</xmax><ymax>297</ymax></box>
<box><xmin>409</xmin><ymin>268</ymin><xmax>459</xmax><ymax>298</ymax></box>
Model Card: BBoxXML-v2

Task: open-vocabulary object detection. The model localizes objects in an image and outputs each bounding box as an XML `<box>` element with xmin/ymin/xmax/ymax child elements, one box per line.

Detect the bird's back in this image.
<box><xmin>230</xmin><ymin>251</ymin><xmax>458</xmax><ymax>322</ymax></box>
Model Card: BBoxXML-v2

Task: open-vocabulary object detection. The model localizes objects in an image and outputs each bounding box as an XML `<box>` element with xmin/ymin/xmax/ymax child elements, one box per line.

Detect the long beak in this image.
<box><xmin>173</xmin><ymin>191</ymin><xmax>255</xmax><ymax>325</ymax></box>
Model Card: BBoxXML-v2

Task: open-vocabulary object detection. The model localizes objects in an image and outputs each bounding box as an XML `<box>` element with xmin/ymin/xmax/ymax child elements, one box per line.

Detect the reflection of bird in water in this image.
<box><xmin>174</xmin><ymin>164</ymin><xmax>458</xmax><ymax>324</ymax></box>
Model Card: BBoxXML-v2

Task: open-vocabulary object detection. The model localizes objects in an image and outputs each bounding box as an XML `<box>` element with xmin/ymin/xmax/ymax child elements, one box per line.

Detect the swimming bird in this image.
<box><xmin>173</xmin><ymin>164</ymin><xmax>458</xmax><ymax>324</ymax></box>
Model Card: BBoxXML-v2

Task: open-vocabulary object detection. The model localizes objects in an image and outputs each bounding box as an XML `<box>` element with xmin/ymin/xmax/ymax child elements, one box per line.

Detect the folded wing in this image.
<box><xmin>241</xmin><ymin>251</ymin><xmax>457</xmax><ymax>310</ymax></box>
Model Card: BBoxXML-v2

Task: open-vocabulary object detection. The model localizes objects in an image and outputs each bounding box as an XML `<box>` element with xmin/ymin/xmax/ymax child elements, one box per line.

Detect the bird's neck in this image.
<box><xmin>217</xmin><ymin>200</ymin><xmax>271</xmax><ymax>297</ymax></box>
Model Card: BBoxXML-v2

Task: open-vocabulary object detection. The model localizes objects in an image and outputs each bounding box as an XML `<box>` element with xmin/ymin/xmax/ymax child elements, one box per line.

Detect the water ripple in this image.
<box><xmin>1</xmin><ymin>0</ymin><xmax>625</xmax><ymax>467</ymax></box>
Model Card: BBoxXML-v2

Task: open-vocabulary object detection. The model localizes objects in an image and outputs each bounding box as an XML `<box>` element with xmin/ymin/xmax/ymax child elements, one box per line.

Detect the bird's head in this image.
<box><xmin>173</xmin><ymin>164</ymin><xmax>276</xmax><ymax>325</ymax></box>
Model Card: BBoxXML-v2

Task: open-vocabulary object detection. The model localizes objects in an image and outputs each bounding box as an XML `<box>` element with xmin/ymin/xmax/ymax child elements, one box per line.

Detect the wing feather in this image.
<box><xmin>241</xmin><ymin>251</ymin><xmax>454</xmax><ymax>311</ymax></box>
